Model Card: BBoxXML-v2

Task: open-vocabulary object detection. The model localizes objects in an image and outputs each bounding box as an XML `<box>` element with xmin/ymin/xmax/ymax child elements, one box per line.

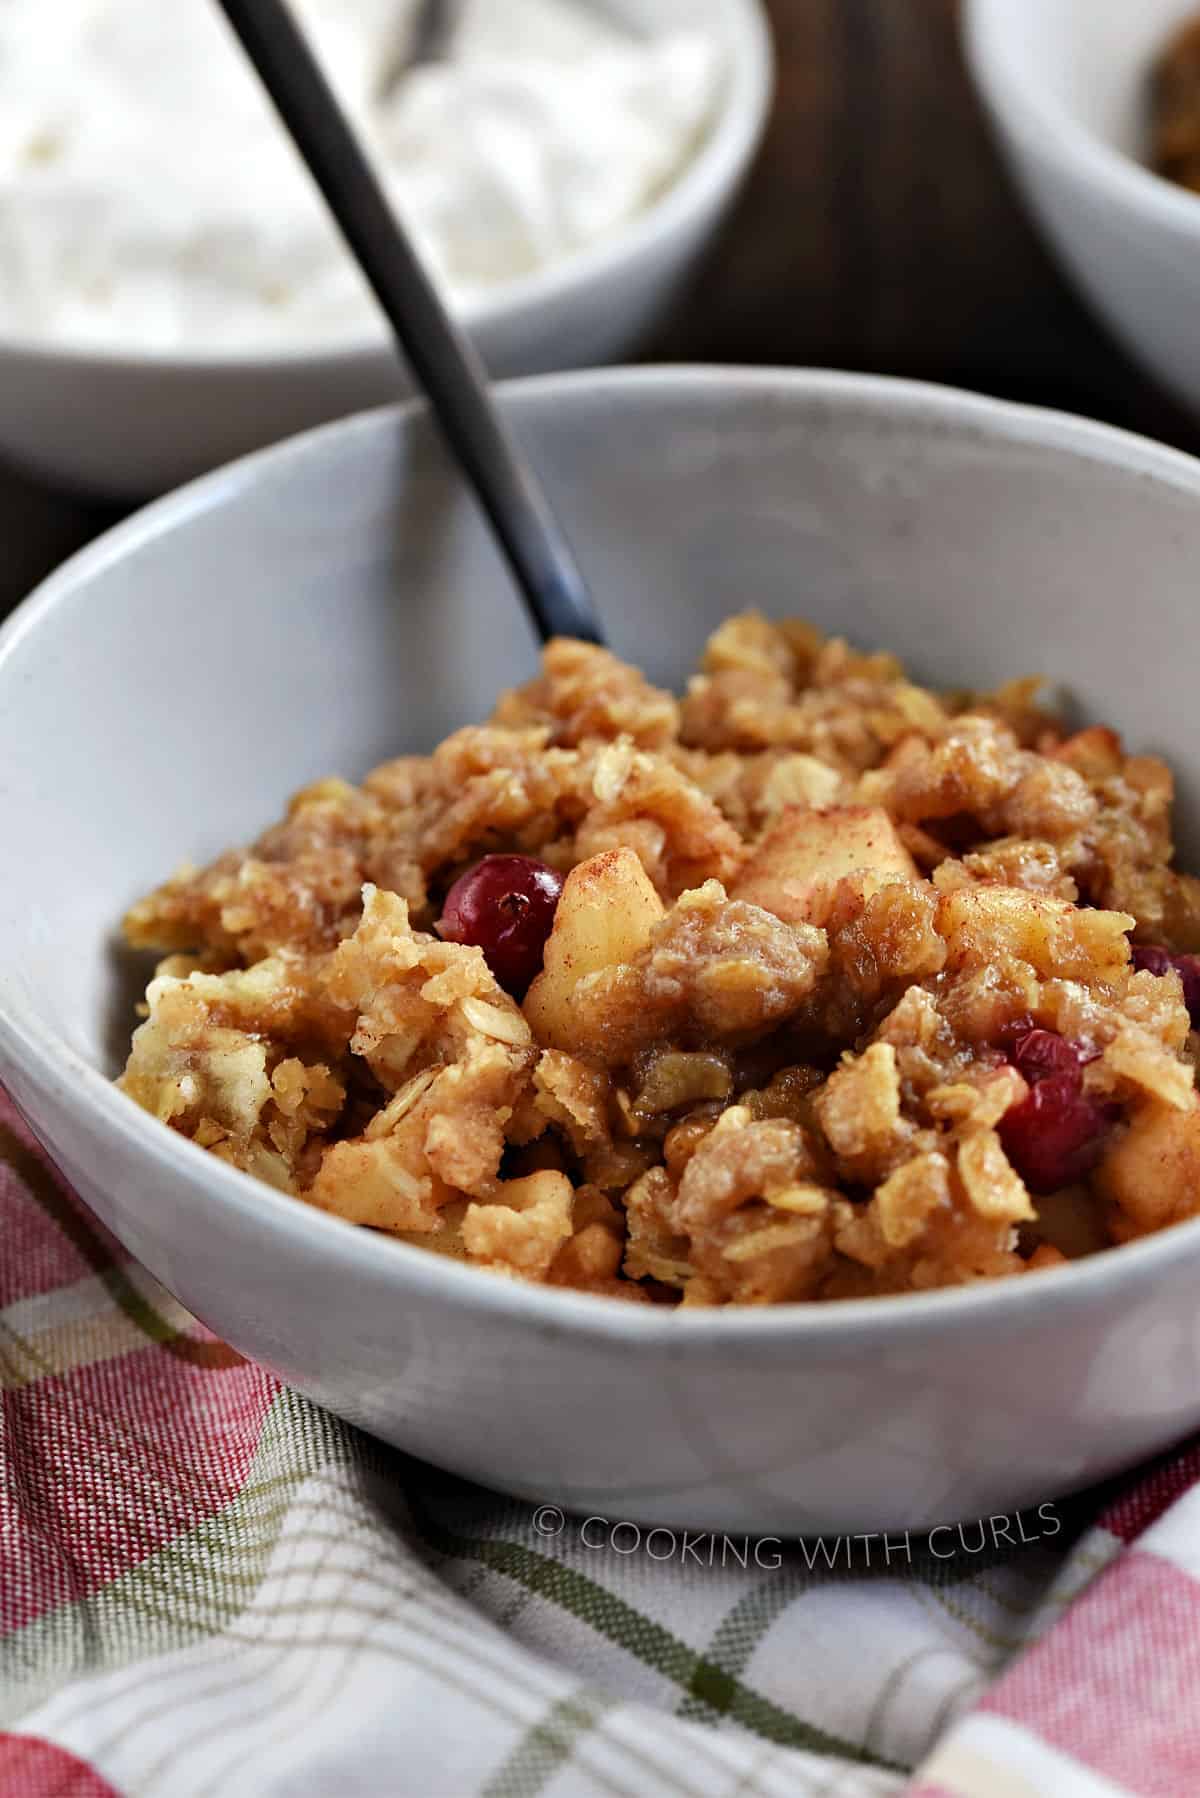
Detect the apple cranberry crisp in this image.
<box><xmin>119</xmin><ymin>615</ymin><xmax>1200</xmax><ymax>1305</ymax></box>
<box><xmin>1154</xmin><ymin>11</ymin><xmax>1200</xmax><ymax>194</ymax></box>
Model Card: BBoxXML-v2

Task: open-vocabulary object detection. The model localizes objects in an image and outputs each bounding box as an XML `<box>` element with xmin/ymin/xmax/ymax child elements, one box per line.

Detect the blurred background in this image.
<box><xmin>6</xmin><ymin>0</ymin><xmax>1198</xmax><ymax>617</ymax></box>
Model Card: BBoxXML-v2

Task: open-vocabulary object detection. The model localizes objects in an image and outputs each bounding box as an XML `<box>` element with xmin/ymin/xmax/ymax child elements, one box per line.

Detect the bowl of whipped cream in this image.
<box><xmin>0</xmin><ymin>0</ymin><xmax>771</xmax><ymax>498</ymax></box>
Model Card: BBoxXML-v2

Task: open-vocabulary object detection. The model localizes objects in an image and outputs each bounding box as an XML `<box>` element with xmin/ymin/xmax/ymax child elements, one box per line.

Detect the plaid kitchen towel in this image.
<box><xmin>1</xmin><ymin>1083</ymin><xmax>1194</xmax><ymax>1798</ymax></box>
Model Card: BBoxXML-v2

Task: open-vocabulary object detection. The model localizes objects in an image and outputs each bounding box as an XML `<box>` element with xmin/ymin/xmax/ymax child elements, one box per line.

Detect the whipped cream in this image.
<box><xmin>0</xmin><ymin>0</ymin><xmax>724</xmax><ymax>352</ymax></box>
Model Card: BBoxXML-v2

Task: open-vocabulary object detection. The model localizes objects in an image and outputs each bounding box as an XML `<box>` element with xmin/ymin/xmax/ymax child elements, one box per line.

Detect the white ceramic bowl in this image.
<box><xmin>0</xmin><ymin>0</ymin><xmax>771</xmax><ymax>502</ymax></box>
<box><xmin>5</xmin><ymin>366</ymin><xmax>1200</xmax><ymax>1536</ymax></box>
<box><xmin>965</xmin><ymin>0</ymin><xmax>1200</xmax><ymax>420</ymax></box>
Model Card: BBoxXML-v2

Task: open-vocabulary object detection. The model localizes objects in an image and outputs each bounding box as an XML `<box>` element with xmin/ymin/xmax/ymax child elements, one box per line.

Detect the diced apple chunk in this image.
<box><xmin>524</xmin><ymin>848</ymin><xmax>665</xmax><ymax>1046</ymax></box>
<box><xmin>732</xmin><ymin>806</ymin><xmax>917</xmax><ymax>926</ymax></box>
<box><xmin>1095</xmin><ymin>1098</ymin><xmax>1200</xmax><ymax>1238</ymax></box>
<box><xmin>937</xmin><ymin>887</ymin><xmax>1133</xmax><ymax>981</ymax></box>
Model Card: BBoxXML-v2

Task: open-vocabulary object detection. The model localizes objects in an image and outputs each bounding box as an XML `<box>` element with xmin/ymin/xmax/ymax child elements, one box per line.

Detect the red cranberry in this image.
<box><xmin>1008</xmin><ymin>1028</ymin><xmax>1091</xmax><ymax>1086</ymax></box>
<box><xmin>436</xmin><ymin>854</ymin><xmax>563</xmax><ymax>994</ymax></box>
<box><xmin>1131</xmin><ymin>943</ymin><xmax>1200</xmax><ymax>1029</ymax></box>
<box><xmin>998</xmin><ymin>1075</ymin><xmax>1112</xmax><ymax>1195</ymax></box>
<box><xmin>997</xmin><ymin>1027</ymin><xmax>1111</xmax><ymax>1191</ymax></box>
<box><xmin>1178</xmin><ymin>959</ymin><xmax>1200</xmax><ymax>1028</ymax></box>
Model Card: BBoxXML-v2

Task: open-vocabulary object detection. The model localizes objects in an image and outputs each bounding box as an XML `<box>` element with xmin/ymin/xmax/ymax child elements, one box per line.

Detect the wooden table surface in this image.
<box><xmin>5</xmin><ymin>0</ymin><xmax>1197</xmax><ymax>619</ymax></box>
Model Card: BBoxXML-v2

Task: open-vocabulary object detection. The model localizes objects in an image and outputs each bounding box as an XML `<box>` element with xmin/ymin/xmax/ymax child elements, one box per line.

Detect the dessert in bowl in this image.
<box><xmin>1152</xmin><ymin>10</ymin><xmax>1200</xmax><ymax>193</ymax></box>
<box><xmin>118</xmin><ymin>615</ymin><xmax>1200</xmax><ymax>1307</ymax></box>
<box><xmin>965</xmin><ymin>0</ymin><xmax>1200</xmax><ymax>420</ymax></box>
<box><xmin>4</xmin><ymin>368</ymin><xmax>1200</xmax><ymax>1532</ymax></box>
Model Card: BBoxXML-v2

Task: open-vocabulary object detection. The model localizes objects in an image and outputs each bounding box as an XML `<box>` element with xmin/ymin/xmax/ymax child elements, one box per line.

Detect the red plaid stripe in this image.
<box><xmin>0</xmin><ymin>1092</ymin><xmax>109</xmax><ymax>1306</ymax></box>
<box><xmin>977</xmin><ymin>1546</ymin><xmax>1200</xmax><ymax>1794</ymax></box>
<box><xmin>0</xmin><ymin>1348</ymin><xmax>279</xmax><ymax>1633</ymax></box>
<box><xmin>0</xmin><ymin>1734</ymin><xmax>122</xmax><ymax>1797</ymax></box>
<box><xmin>1</xmin><ymin>1083</ymin><xmax>280</xmax><ymax>1635</ymax></box>
<box><xmin>907</xmin><ymin>1456</ymin><xmax>1200</xmax><ymax>1792</ymax></box>
<box><xmin>1099</xmin><ymin>1441</ymin><xmax>1200</xmax><ymax>1544</ymax></box>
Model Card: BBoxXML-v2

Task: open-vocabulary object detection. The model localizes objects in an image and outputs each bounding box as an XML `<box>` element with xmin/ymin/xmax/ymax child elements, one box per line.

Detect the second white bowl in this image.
<box><xmin>965</xmin><ymin>0</ymin><xmax>1200</xmax><ymax>421</ymax></box>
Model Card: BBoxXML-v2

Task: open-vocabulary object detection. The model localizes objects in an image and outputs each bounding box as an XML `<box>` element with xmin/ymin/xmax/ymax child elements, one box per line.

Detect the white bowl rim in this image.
<box><xmin>964</xmin><ymin>0</ymin><xmax>1200</xmax><ymax>234</ymax></box>
<box><xmin>7</xmin><ymin>363</ymin><xmax>1200</xmax><ymax>1352</ymax></box>
<box><xmin>0</xmin><ymin>0</ymin><xmax>773</xmax><ymax>374</ymax></box>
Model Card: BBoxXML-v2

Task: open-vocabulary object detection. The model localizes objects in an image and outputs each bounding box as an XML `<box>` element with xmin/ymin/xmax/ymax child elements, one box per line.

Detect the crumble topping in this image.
<box><xmin>119</xmin><ymin>614</ymin><xmax>1200</xmax><ymax>1303</ymax></box>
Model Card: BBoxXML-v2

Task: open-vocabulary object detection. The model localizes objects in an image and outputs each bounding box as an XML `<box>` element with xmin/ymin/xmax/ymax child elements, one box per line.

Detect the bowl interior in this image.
<box><xmin>5</xmin><ymin>370</ymin><xmax>1200</xmax><ymax>1085</ymax></box>
<box><xmin>981</xmin><ymin>0</ymin><xmax>1198</xmax><ymax>163</ymax></box>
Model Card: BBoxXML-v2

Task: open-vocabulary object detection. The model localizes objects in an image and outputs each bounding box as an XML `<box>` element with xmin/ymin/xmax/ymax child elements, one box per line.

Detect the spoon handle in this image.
<box><xmin>215</xmin><ymin>0</ymin><xmax>605</xmax><ymax>647</ymax></box>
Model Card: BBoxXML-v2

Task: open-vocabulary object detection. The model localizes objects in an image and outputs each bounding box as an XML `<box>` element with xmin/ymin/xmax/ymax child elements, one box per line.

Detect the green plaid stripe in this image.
<box><xmin>407</xmin><ymin>1495</ymin><xmax>903</xmax><ymax>1775</ymax></box>
<box><xmin>481</xmin><ymin>1694</ymin><xmax>618</xmax><ymax>1798</ymax></box>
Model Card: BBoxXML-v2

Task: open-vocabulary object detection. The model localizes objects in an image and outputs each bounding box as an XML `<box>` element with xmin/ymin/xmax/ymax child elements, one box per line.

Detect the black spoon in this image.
<box><xmin>214</xmin><ymin>0</ymin><xmax>605</xmax><ymax>648</ymax></box>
